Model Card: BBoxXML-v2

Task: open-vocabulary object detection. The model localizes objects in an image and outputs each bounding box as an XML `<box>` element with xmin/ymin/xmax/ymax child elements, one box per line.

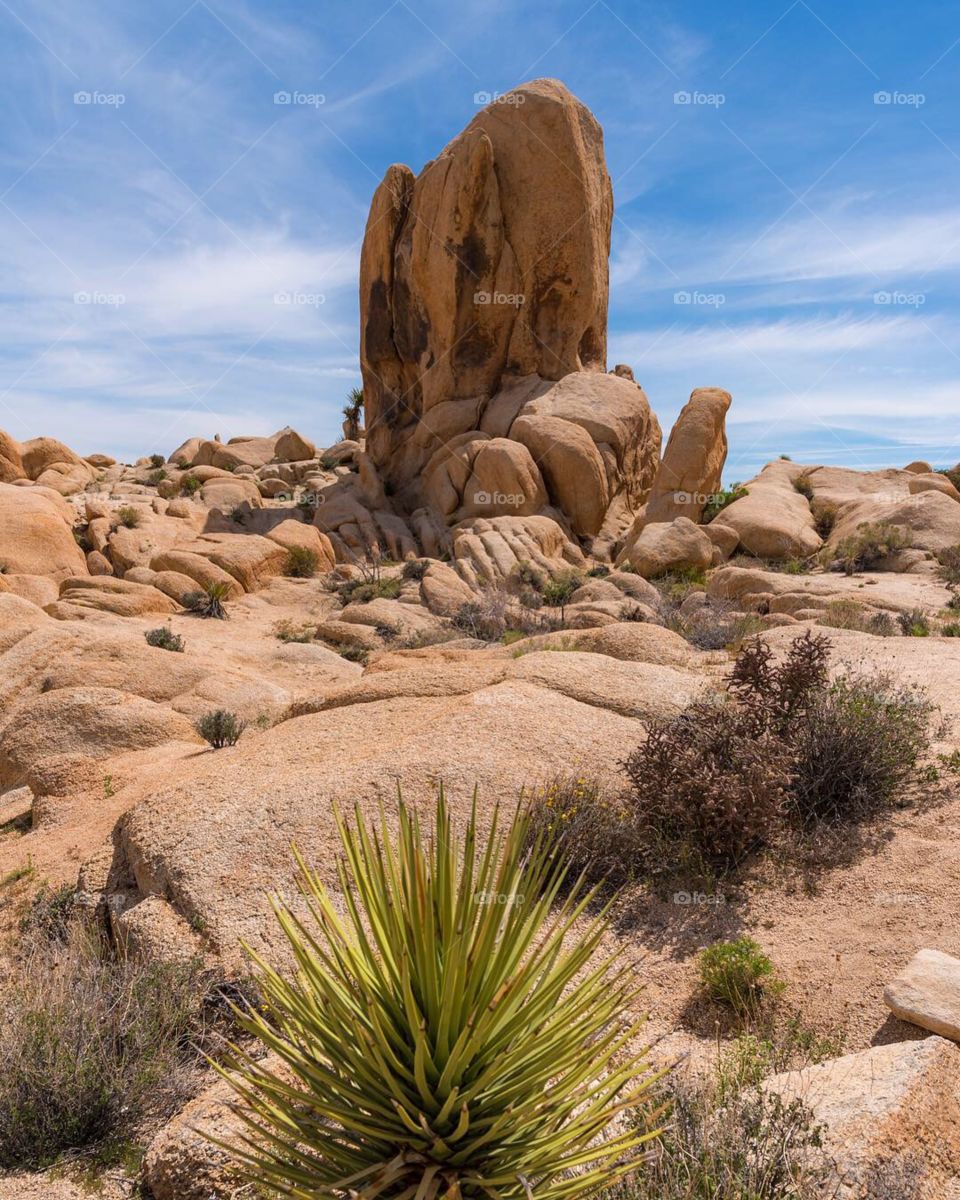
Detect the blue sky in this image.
<box><xmin>1</xmin><ymin>0</ymin><xmax>959</xmax><ymax>479</ymax></box>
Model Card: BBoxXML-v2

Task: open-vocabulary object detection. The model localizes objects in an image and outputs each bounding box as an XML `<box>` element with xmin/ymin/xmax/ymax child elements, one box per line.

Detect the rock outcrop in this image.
<box><xmin>358</xmin><ymin>79</ymin><xmax>661</xmax><ymax>544</ymax></box>
<box><xmin>640</xmin><ymin>387</ymin><xmax>731</xmax><ymax>526</ymax></box>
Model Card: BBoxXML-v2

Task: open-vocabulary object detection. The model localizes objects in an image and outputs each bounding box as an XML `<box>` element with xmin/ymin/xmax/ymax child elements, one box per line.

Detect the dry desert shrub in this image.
<box><xmin>830</xmin><ymin>521</ymin><xmax>911</xmax><ymax>574</ymax></box>
<box><xmin>0</xmin><ymin>916</ymin><xmax>224</xmax><ymax>1171</ymax></box>
<box><xmin>603</xmin><ymin>1035</ymin><xmax>832</xmax><ymax>1200</ymax></box>
<box><xmin>530</xmin><ymin>632</ymin><xmax>937</xmax><ymax>881</ymax></box>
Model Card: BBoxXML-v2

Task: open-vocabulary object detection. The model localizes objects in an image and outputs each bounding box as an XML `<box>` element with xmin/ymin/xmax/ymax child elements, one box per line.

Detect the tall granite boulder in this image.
<box><xmin>358</xmin><ymin>78</ymin><xmax>661</xmax><ymax>543</ymax></box>
<box><xmin>641</xmin><ymin>387</ymin><xmax>731</xmax><ymax>526</ymax></box>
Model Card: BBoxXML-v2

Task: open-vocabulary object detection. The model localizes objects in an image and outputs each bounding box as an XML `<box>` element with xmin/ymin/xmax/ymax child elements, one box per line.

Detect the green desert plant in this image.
<box><xmin>185</xmin><ymin>581</ymin><xmax>230</xmax><ymax>620</ymax></box>
<box><xmin>180</xmin><ymin>474</ymin><xmax>203</xmax><ymax>496</ymax></box>
<box><xmin>144</xmin><ymin>626</ymin><xmax>185</xmax><ymax>652</ymax></box>
<box><xmin>195</xmin><ymin>709</ymin><xmax>245</xmax><ymax>749</ymax></box>
<box><xmin>935</xmin><ymin>544</ymin><xmax>960</xmax><ymax>585</ymax></box>
<box><xmin>401</xmin><ymin>558</ymin><xmax>429</xmax><ymax>582</ymax></box>
<box><xmin>788</xmin><ymin>673</ymin><xmax>934</xmax><ymax>829</ymax></box>
<box><xmin>212</xmin><ymin>792</ymin><xmax>661</xmax><ymax>1200</ymax></box>
<box><xmin>698</xmin><ymin>937</ymin><xmax>780</xmax><ymax>1014</ymax></box>
<box><xmin>897</xmin><ymin>609</ymin><xmax>931</xmax><ymax>637</ymax></box>
<box><xmin>541</xmin><ymin>569</ymin><xmax>583</xmax><ymax>619</ymax></box>
<box><xmin>115</xmin><ymin>505</ymin><xmax>142</xmax><ymax>529</ymax></box>
<box><xmin>701</xmin><ymin>483</ymin><xmax>747</xmax><ymax>523</ymax></box>
<box><xmin>284</xmin><ymin>546</ymin><xmax>319</xmax><ymax>578</ymax></box>
<box><xmin>831</xmin><ymin>521</ymin><xmax>911</xmax><ymax>574</ymax></box>
<box><xmin>342</xmin><ymin>386</ymin><xmax>364</xmax><ymax>434</ymax></box>
<box><xmin>148</xmin><ymin>453</ymin><xmax>166</xmax><ymax>469</ymax></box>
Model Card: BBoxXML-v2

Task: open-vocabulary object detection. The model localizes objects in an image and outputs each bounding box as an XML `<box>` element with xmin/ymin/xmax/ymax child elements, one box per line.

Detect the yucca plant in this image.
<box><xmin>213</xmin><ymin>791</ymin><xmax>662</xmax><ymax>1199</ymax></box>
<box><xmin>185</xmin><ymin>580</ymin><xmax>230</xmax><ymax>619</ymax></box>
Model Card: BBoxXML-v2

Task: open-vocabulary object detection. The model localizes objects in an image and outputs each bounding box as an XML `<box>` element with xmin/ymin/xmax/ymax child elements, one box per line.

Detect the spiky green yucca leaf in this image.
<box><xmin>212</xmin><ymin>789</ymin><xmax>661</xmax><ymax>1200</ymax></box>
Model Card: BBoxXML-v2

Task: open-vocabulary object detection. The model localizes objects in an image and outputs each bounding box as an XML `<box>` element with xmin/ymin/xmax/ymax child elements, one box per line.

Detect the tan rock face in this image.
<box><xmin>714</xmin><ymin>460</ymin><xmax>822</xmax><ymax>560</ymax></box>
<box><xmin>616</xmin><ymin>515</ymin><xmax>715</xmax><ymax>577</ymax></box>
<box><xmin>0</xmin><ymin>482</ymin><xmax>88</xmax><ymax>578</ymax></box>
<box><xmin>0</xmin><ymin>430</ymin><xmax>24</xmax><ymax>482</ymax></box>
<box><xmin>642</xmin><ymin>387</ymin><xmax>731</xmax><ymax>525</ymax></box>
<box><xmin>764</xmin><ymin>1036</ymin><xmax>960</xmax><ymax>1198</ymax></box>
<box><xmin>884</xmin><ymin>949</ymin><xmax>960</xmax><ymax>1040</ymax></box>
<box><xmin>357</xmin><ymin>79</ymin><xmax>659</xmax><ymax>542</ymax></box>
<box><xmin>361</xmin><ymin>80</ymin><xmax>612</xmax><ymax>478</ymax></box>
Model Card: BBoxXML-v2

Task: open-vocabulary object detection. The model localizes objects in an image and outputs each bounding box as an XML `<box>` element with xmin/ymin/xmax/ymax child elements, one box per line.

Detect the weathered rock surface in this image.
<box><xmin>0</xmin><ymin>483</ymin><xmax>87</xmax><ymax>577</ymax></box>
<box><xmin>764</xmin><ymin>1036</ymin><xmax>960</xmax><ymax>1198</ymax></box>
<box><xmin>641</xmin><ymin>387</ymin><xmax>731</xmax><ymax>525</ymax></box>
<box><xmin>713</xmin><ymin>460</ymin><xmax>821</xmax><ymax>559</ymax></box>
<box><xmin>358</xmin><ymin>79</ymin><xmax>660</xmax><ymax>541</ymax></box>
<box><xmin>617</xmin><ymin>515</ymin><xmax>714</xmax><ymax>577</ymax></box>
<box><xmin>885</xmin><ymin>949</ymin><xmax>960</xmax><ymax>1041</ymax></box>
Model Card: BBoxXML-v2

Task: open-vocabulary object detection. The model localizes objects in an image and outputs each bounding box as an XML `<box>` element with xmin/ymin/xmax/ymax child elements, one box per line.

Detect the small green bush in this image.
<box><xmin>698</xmin><ymin>937</ymin><xmax>779</xmax><ymax>1013</ymax></box>
<box><xmin>936</xmin><ymin>544</ymin><xmax>960</xmax><ymax>585</ymax></box>
<box><xmin>195</xmin><ymin>709</ymin><xmax>245</xmax><ymax>749</ymax></box>
<box><xmin>337</xmin><ymin>645</ymin><xmax>369</xmax><ymax>665</ymax></box>
<box><xmin>541</xmin><ymin>569</ymin><xmax>583</xmax><ymax>614</ymax></box>
<box><xmin>702</xmin><ymin>483</ymin><xmax>748</xmax><ymax>523</ymax></box>
<box><xmin>144</xmin><ymin>626</ymin><xmax>185</xmax><ymax>652</ymax></box>
<box><xmin>180</xmin><ymin>474</ymin><xmax>202</xmax><ymax>496</ymax></box>
<box><xmin>898</xmin><ymin>609</ymin><xmax>931</xmax><ymax>637</ymax></box>
<box><xmin>116</xmin><ymin>506</ymin><xmax>142</xmax><ymax>529</ymax></box>
<box><xmin>148</xmin><ymin>453</ymin><xmax>166</xmax><ymax>469</ymax></box>
<box><xmin>338</xmin><ymin>575</ymin><xmax>401</xmax><ymax>604</ymax></box>
<box><xmin>284</xmin><ymin>545</ymin><xmax>319</xmax><ymax>578</ymax></box>
<box><xmin>792</xmin><ymin>472</ymin><xmax>814</xmax><ymax>500</ymax></box>
<box><xmin>515</xmin><ymin>560</ymin><xmax>548</xmax><ymax>592</ymax></box>
<box><xmin>943</xmin><ymin>622</ymin><xmax>960</xmax><ymax>637</ymax></box>
<box><xmin>273</xmin><ymin>620</ymin><xmax>315</xmax><ymax>643</ymax></box>
<box><xmin>149</xmin><ymin>468</ymin><xmax>167</xmax><ymax>485</ymax></box>
<box><xmin>19</xmin><ymin>883</ymin><xmax>77</xmax><ymax>943</ymax></box>
<box><xmin>185</xmin><ymin>581</ymin><xmax>230</xmax><ymax>619</ymax></box>
<box><xmin>668</xmin><ymin>601</ymin><xmax>764</xmax><ymax>650</ymax></box>
<box><xmin>832</xmin><ymin>521</ymin><xmax>911</xmax><ymax>574</ymax></box>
